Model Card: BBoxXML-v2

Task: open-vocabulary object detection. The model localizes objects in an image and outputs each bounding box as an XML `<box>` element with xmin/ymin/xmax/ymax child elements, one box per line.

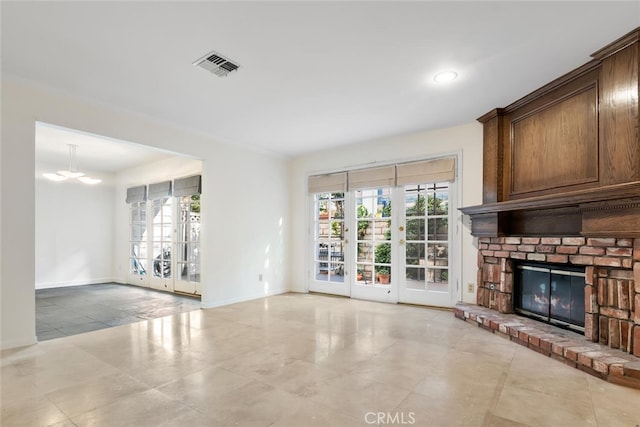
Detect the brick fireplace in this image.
<box><xmin>457</xmin><ymin>28</ymin><xmax>640</xmax><ymax>387</ymax></box>
<box><xmin>475</xmin><ymin>235</ymin><xmax>640</xmax><ymax>356</ymax></box>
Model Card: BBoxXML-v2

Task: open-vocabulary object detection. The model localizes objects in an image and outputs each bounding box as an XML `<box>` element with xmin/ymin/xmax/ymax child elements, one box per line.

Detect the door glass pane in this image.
<box><xmin>355</xmin><ymin>188</ymin><xmax>392</xmax><ymax>286</ymax></box>
<box><xmin>177</xmin><ymin>262</ymin><xmax>188</xmax><ymax>281</ymax></box>
<box><xmin>428</xmin><ymin>218</ymin><xmax>448</xmax><ymax>240</ymax></box>
<box><xmin>131</xmin><ymin>208</ymin><xmax>140</xmax><ymax>223</ymax></box>
<box><xmin>129</xmin><ymin>201</ymin><xmax>147</xmax><ymax>276</ymax></box>
<box><xmin>404</xmin><ymin>183</ymin><xmax>450</xmax><ymax>293</ymax></box>
<box><xmin>427</xmin><ymin>243</ymin><xmax>448</xmax><ymax>266</ymax></box>
<box><xmin>177</xmin><ymin>195</ymin><xmax>201</xmax><ymax>284</ymax></box>
<box><xmin>189</xmin><ymin>263</ymin><xmax>200</xmax><ymax>283</ymax></box>
<box><xmin>130</xmin><ymin>243</ymin><xmax>146</xmax><ymax>274</ymax></box>
<box><xmin>190</xmin><ymin>243</ymin><xmax>200</xmax><ymax>262</ymax></box>
<box><xmin>427</xmin><ymin>268</ymin><xmax>448</xmax><ymax>291</ymax></box>
<box><xmin>151</xmin><ymin>197</ymin><xmax>172</xmax><ymax>279</ymax></box>
<box><xmin>405</xmin><ymin>243</ymin><xmax>424</xmax><ymax>266</ymax></box>
<box><xmin>406</xmin><ymin>267</ymin><xmax>425</xmax><ymax>290</ymax></box>
<box><xmin>313</xmin><ymin>192</ymin><xmax>345</xmax><ymax>283</ymax></box>
<box><xmin>406</xmin><ymin>219</ymin><xmax>425</xmax><ymax>240</ymax></box>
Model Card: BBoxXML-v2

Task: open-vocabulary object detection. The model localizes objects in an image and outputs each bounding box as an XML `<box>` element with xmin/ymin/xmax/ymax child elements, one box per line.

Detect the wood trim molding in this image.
<box><xmin>591</xmin><ymin>27</ymin><xmax>640</xmax><ymax>60</ymax></box>
<box><xmin>503</xmin><ymin>60</ymin><xmax>601</xmax><ymax>113</ymax></box>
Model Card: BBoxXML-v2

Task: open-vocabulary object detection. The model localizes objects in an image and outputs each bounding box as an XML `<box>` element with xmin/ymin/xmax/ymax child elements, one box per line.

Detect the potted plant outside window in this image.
<box><xmin>376</xmin><ymin>267</ymin><xmax>390</xmax><ymax>284</ymax></box>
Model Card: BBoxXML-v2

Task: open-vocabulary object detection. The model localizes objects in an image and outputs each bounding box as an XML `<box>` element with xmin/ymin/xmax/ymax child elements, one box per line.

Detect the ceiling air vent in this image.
<box><xmin>193</xmin><ymin>50</ymin><xmax>240</xmax><ymax>78</ymax></box>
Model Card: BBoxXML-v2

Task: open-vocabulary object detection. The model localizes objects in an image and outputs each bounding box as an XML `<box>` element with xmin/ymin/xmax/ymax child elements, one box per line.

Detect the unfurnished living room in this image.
<box><xmin>2</xmin><ymin>2</ymin><xmax>640</xmax><ymax>426</ymax></box>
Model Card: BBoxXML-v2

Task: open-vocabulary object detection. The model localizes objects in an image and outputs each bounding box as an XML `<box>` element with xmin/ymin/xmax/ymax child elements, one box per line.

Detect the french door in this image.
<box><xmin>398</xmin><ymin>182</ymin><xmax>452</xmax><ymax>306</ymax></box>
<box><xmin>309</xmin><ymin>180</ymin><xmax>456</xmax><ymax>307</ymax></box>
<box><xmin>149</xmin><ymin>197</ymin><xmax>173</xmax><ymax>292</ymax></box>
<box><xmin>128</xmin><ymin>193</ymin><xmax>202</xmax><ymax>296</ymax></box>
<box><xmin>129</xmin><ymin>200</ymin><xmax>148</xmax><ymax>286</ymax></box>
<box><xmin>310</xmin><ymin>192</ymin><xmax>349</xmax><ymax>296</ymax></box>
<box><xmin>174</xmin><ymin>195</ymin><xmax>202</xmax><ymax>295</ymax></box>
<box><xmin>350</xmin><ymin>186</ymin><xmax>397</xmax><ymax>303</ymax></box>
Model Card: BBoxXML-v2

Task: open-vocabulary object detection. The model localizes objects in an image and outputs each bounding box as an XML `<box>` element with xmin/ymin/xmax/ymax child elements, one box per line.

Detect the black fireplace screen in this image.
<box><xmin>514</xmin><ymin>263</ymin><xmax>585</xmax><ymax>332</ymax></box>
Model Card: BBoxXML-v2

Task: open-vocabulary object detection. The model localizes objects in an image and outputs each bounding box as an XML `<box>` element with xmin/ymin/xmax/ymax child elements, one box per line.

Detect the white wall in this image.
<box><xmin>35</xmin><ymin>174</ymin><xmax>116</xmax><ymax>288</ymax></box>
<box><xmin>288</xmin><ymin>123</ymin><xmax>483</xmax><ymax>304</ymax></box>
<box><xmin>1</xmin><ymin>78</ymin><xmax>289</xmax><ymax>349</ymax></box>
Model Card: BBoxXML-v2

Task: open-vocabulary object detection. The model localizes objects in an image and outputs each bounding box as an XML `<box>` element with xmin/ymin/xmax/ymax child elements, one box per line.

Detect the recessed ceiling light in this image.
<box><xmin>433</xmin><ymin>70</ymin><xmax>458</xmax><ymax>83</ymax></box>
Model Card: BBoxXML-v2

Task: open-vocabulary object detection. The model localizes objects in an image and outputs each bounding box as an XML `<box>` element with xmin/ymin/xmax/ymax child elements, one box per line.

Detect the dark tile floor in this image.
<box><xmin>36</xmin><ymin>283</ymin><xmax>201</xmax><ymax>341</ymax></box>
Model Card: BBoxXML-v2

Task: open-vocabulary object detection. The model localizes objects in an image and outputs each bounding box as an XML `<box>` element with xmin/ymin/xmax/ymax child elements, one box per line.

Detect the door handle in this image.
<box><xmin>399</xmin><ymin>239</ymin><xmax>405</xmax><ymax>245</ymax></box>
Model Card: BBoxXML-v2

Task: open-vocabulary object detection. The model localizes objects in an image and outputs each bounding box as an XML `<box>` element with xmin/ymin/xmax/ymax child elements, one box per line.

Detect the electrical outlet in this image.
<box><xmin>467</xmin><ymin>283</ymin><xmax>474</xmax><ymax>293</ymax></box>
<box><xmin>258</xmin><ymin>274</ymin><xmax>263</xmax><ymax>282</ymax></box>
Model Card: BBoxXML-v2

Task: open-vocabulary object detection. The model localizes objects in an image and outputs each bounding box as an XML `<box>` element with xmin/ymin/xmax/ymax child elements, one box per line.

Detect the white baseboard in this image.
<box><xmin>35</xmin><ymin>278</ymin><xmax>120</xmax><ymax>289</ymax></box>
<box><xmin>1</xmin><ymin>335</ymin><xmax>37</xmax><ymax>350</ymax></box>
<box><xmin>201</xmin><ymin>287</ymin><xmax>289</xmax><ymax>309</ymax></box>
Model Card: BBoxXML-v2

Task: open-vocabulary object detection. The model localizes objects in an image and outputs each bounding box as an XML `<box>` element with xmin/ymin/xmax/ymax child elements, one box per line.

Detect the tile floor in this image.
<box><xmin>3</xmin><ymin>293</ymin><xmax>640</xmax><ymax>426</ymax></box>
<box><xmin>36</xmin><ymin>283</ymin><xmax>202</xmax><ymax>341</ymax></box>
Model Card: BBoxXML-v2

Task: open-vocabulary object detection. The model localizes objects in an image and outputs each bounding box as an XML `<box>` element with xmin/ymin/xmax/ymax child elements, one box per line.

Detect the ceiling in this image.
<box><xmin>35</xmin><ymin>123</ymin><xmax>175</xmax><ymax>175</ymax></box>
<box><xmin>3</xmin><ymin>2</ymin><xmax>639</xmax><ymax>159</ymax></box>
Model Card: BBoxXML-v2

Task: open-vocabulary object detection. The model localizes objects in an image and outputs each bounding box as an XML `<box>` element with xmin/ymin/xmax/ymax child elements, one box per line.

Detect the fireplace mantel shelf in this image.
<box><xmin>460</xmin><ymin>182</ymin><xmax>640</xmax><ymax>238</ymax></box>
<box><xmin>460</xmin><ymin>181</ymin><xmax>640</xmax><ymax>216</ymax></box>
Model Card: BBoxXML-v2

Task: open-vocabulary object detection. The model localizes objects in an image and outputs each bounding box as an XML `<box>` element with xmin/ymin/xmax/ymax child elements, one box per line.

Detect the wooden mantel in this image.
<box><xmin>461</xmin><ymin>27</ymin><xmax>640</xmax><ymax>238</ymax></box>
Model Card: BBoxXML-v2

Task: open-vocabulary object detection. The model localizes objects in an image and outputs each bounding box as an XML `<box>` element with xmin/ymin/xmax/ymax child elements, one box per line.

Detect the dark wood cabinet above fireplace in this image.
<box><xmin>461</xmin><ymin>28</ymin><xmax>640</xmax><ymax>237</ymax></box>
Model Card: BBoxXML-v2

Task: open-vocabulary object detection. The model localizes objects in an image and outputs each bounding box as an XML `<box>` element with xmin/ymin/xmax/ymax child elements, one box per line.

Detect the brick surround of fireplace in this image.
<box><xmin>475</xmin><ymin>235</ymin><xmax>640</xmax><ymax>357</ymax></box>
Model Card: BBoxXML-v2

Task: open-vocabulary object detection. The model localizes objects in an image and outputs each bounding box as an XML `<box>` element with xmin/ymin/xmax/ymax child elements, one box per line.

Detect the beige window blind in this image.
<box><xmin>348</xmin><ymin>165</ymin><xmax>396</xmax><ymax>190</ymax></box>
<box><xmin>396</xmin><ymin>157</ymin><xmax>455</xmax><ymax>185</ymax></box>
<box><xmin>308</xmin><ymin>172</ymin><xmax>347</xmax><ymax>194</ymax></box>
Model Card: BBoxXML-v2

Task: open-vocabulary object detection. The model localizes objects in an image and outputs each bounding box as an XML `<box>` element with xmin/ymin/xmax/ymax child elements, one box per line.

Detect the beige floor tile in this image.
<box><xmin>246</xmin><ymin>358</ymin><xmax>342</xmax><ymax>397</ymax></box>
<box><xmin>14</xmin><ymin>348</ymin><xmax>120</xmax><ymax>395</ymax></box>
<box><xmin>493</xmin><ymin>384</ymin><xmax>597</xmax><ymax>426</ymax></box>
<box><xmin>2</xmin><ymin>293</ymin><xmax>640</xmax><ymax>427</ymax></box>
<box><xmin>307</xmin><ymin>372</ymin><xmax>412</xmax><ymax>419</ymax></box>
<box><xmin>393</xmin><ymin>391</ymin><xmax>492</xmax><ymax>427</ymax></box>
<box><xmin>157</xmin><ymin>365</ymin><xmax>254</xmax><ymax>404</ymax></box>
<box><xmin>70</xmin><ymin>388</ymin><xmax>190</xmax><ymax>426</ymax></box>
<box><xmin>157</xmin><ymin>408</ymin><xmax>226</xmax><ymax>427</ymax></box>
<box><xmin>1</xmin><ymin>392</ymin><xmax>69</xmax><ymax>426</ymax></box>
<box><xmin>452</xmin><ymin>330</ymin><xmax>519</xmax><ymax>363</ymax></box>
<box><xmin>348</xmin><ymin>353</ymin><xmax>432</xmax><ymax>391</ymax></box>
<box><xmin>586</xmin><ymin>374</ymin><xmax>640</xmax><ymax>426</ymax></box>
<box><xmin>270</xmin><ymin>399</ymin><xmax>369</xmax><ymax>427</ymax></box>
<box><xmin>185</xmin><ymin>379</ymin><xmax>305</xmax><ymax>426</ymax></box>
<box><xmin>503</xmin><ymin>346</ymin><xmax>591</xmax><ymax>400</ymax></box>
<box><xmin>488</xmin><ymin>415</ymin><xmax>533</xmax><ymax>426</ymax></box>
<box><xmin>45</xmin><ymin>371</ymin><xmax>150</xmax><ymax>418</ymax></box>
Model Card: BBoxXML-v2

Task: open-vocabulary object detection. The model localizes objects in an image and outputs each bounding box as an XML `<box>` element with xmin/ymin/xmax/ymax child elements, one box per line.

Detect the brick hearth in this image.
<box><xmin>454</xmin><ymin>303</ymin><xmax>640</xmax><ymax>389</ymax></box>
<box><xmin>474</xmin><ymin>236</ymin><xmax>640</xmax><ymax>357</ymax></box>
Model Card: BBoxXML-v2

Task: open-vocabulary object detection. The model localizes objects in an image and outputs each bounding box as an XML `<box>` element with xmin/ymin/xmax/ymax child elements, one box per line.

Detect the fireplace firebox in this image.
<box><xmin>514</xmin><ymin>263</ymin><xmax>585</xmax><ymax>333</ymax></box>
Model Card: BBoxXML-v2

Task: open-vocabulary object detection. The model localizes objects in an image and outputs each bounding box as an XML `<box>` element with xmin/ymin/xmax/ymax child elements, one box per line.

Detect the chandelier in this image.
<box><xmin>42</xmin><ymin>144</ymin><xmax>102</xmax><ymax>184</ymax></box>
